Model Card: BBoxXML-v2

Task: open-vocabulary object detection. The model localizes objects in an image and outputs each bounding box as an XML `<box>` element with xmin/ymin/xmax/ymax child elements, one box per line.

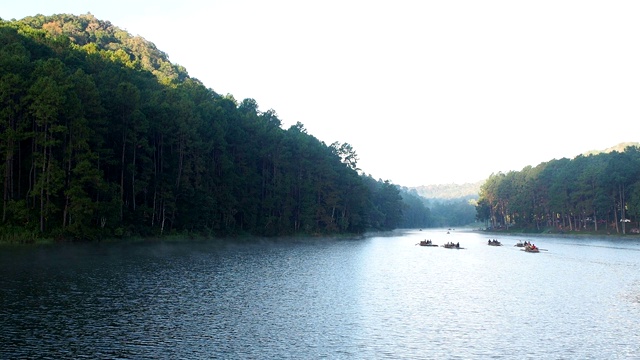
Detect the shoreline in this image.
<box><xmin>474</xmin><ymin>229</ymin><xmax>640</xmax><ymax>240</ymax></box>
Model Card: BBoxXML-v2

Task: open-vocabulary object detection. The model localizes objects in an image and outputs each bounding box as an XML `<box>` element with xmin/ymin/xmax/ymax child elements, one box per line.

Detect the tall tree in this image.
<box><xmin>27</xmin><ymin>59</ymin><xmax>69</xmax><ymax>232</ymax></box>
<box><xmin>114</xmin><ymin>81</ymin><xmax>140</xmax><ymax>222</ymax></box>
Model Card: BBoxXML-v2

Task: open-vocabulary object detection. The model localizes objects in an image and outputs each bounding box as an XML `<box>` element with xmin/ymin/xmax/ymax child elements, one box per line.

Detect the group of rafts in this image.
<box><xmin>515</xmin><ymin>240</ymin><xmax>540</xmax><ymax>253</ymax></box>
<box><xmin>418</xmin><ymin>239</ymin><xmax>542</xmax><ymax>252</ymax></box>
<box><xmin>418</xmin><ymin>239</ymin><xmax>463</xmax><ymax>249</ymax></box>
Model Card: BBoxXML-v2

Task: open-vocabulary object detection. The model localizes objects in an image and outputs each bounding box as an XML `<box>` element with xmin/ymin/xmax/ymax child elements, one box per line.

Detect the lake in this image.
<box><xmin>1</xmin><ymin>229</ymin><xmax>639</xmax><ymax>359</ymax></box>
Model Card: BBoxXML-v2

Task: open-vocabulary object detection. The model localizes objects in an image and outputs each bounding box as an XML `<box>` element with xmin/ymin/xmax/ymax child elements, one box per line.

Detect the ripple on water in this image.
<box><xmin>1</xmin><ymin>234</ymin><xmax>639</xmax><ymax>358</ymax></box>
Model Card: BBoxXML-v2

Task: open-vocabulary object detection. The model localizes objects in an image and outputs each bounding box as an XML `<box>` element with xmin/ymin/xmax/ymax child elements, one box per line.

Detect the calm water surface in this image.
<box><xmin>1</xmin><ymin>230</ymin><xmax>639</xmax><ymax>359</ymax></box>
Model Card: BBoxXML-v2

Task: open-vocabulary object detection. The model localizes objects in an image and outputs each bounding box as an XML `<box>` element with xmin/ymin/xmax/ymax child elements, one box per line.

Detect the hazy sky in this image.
<box><xmin>5</xmin><ymin>1</ymin><xmax>640</xmax><ymax>186</ymax></box>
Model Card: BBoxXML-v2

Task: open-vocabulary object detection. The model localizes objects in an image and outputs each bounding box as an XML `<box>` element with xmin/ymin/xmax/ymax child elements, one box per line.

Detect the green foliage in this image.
<box><xmin>398</xmin><ymin>188</ymin><xmax>431</xmax><ymax>228</ymax></box>
<box><xmin>406</xmin><ymin>182</ymin><xmax>478</xmax><ymax>228</ymax></box>
<box><xmin>0</xmin><ymin>14</ymin><xmax>413</xmax><ymax>242</ymax></box>
<box><xmin>361</xmin><ymin>176</ymin><xmax>405</xmax><ymax>230</ymax></box>
<box><xmin>477</xmin><ymin>145</ymin><xmax>640</xmax><ymax>234</ymax></box>
<box><xmin>427</xmin><ymin>198</ymin><xmax>477</xmax><ymax>228</ymax></box>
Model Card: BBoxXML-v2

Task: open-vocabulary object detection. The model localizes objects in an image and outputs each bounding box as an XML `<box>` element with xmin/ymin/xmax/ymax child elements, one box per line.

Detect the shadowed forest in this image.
<box><xmin>0</xmin><ymin>14</ymin><xmax>447</xmax><ymax>242</ymax></box>
<box><xmin>2</xmin><ymin>14</ymin><xmax>637</xmax><ymax>243</ymax></box>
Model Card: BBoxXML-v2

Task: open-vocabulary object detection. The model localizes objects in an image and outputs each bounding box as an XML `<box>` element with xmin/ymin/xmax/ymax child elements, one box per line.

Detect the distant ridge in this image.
<box><xmin>412</xmin><ymin>181</ymin><xmax>482</xmax><ymax>200</ymax></box>
<box><xmin>412</xmin><ymin>142</ymin><xmax>639</xmax><ymax>199</ymax></box>
<box><xmin>582</xmin><ymin>142</ymin><xmax>640</xmax><ymax>156</ymax></box>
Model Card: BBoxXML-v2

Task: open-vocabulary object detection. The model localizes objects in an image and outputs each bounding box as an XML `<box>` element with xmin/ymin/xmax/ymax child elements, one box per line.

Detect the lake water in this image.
<box><xmin>1</xmin><ymin>229</ymin><xmax>639</xmax><ymax>359</ymax></box>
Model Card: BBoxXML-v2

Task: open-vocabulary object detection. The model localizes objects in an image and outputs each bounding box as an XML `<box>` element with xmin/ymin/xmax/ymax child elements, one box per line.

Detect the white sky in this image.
<box><xmin>4</xmin><ymin>1</ymin><xmax>640</xmax><ymax>186</ymax></box>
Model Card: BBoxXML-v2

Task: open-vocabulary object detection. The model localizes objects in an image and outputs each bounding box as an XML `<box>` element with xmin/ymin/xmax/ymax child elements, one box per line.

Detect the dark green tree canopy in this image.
<box><xmin>0</xmin><ymin>14</ymin><xmax>427</xmax><ymax>242</ymax></box>
<box><xmin>476</xmin><ymin>145</ymin><xmax>640</xmax><ymax>235</ymax></box>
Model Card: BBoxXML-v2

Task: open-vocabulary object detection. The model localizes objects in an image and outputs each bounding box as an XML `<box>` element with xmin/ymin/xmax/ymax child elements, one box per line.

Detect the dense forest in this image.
<box><xmin>411</xmin><ymin>182</ymin><xmax>480</xmax><ymax>227</ymax></box>
<box><xmin>0</xmin><ymin>13</ymin><xmax>433</xmax><ymax>242</ymax></box>
<box><xmin>476</xmin><ymin>144</ymin><xmax>640</xmax><ymax>235</ymax></box>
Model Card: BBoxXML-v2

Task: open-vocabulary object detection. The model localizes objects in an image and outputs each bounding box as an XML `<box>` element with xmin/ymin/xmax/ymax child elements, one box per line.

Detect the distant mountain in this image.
<box><xmin>582</xmin><ymin>142</ymin><xmax>640</xmax><ymax>157</ymax></box>
<box><xmin>412</xmin><ymin>181</ymin><xmax>482</xmax><ymax>200</ymax></box>
<box><xmin>411</xmin><ymin>142</ymin><xmax>639</xmax><ymax>200</ymax></box>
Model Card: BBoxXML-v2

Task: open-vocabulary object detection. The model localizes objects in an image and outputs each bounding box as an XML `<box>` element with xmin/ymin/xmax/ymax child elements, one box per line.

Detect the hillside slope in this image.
<box><xmin>0</xmin><ymin>14</ymin><xmax>423</xmax><ymax>240</ymax></box>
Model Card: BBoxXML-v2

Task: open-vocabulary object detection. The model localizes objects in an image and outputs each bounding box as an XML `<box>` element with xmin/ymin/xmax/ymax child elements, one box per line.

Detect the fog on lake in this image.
<box><xmin>1</xmin><ymin>229</ymin><xmax>639</xmax><ymax>359</ymax></box>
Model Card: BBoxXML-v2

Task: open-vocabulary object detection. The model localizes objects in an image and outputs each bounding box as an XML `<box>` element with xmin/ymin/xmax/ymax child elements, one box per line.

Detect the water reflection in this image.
<box><xmin>1</xmin><ymin>231</ymin><xmax>639</xmax><ymax>358</ymax></box>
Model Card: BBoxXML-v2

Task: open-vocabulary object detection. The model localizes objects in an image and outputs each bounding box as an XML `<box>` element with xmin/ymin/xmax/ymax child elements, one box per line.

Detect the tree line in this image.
<box><xmin>0</xmin><ymin>14</ymin><xmax>432</xmax><ymax>242</ymax></box>
<box><xmin>475</xmin><ymin>145</ymin><xmax>640</xmax><ymax>234</ymax></box>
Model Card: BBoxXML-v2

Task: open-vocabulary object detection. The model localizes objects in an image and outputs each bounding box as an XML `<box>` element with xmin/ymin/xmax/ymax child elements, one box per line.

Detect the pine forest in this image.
<box><xmin>476</xmin><ymin>145</ymin><xmax>640</xmax><ymax>235</ymax></box>
<box><xmin>0</xmin><ymin>14</ymin><xmax>432</xmax><ymax>242</ymax></box>
<box><xmin>2</xmin><ymin>14</ymin><xmax>638</xmax><ymax>243</ymax></box>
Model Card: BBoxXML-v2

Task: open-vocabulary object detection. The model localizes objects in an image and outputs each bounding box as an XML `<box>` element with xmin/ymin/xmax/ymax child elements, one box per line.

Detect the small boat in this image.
<box><xmin>418</xmin><ymin>240</ymin><xmax>438</xmax><ymax>247</ymax></box>
<box><xmin>442</xmin><ymin>242</ymin><xmax>464</xmax><ymax>249</ymax></box>
<box><xmin>523</xmin><ymin>244</ymin><xmax>540</xmax><ymax>253</ymax></box>
<box><xmin>487</xmin><ymin>239</ymin><xmax>502</xmax><ymax>246</ymax></box>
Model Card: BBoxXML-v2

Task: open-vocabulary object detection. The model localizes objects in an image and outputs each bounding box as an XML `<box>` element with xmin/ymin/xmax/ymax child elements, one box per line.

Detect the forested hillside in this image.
<box><xmin>397</xmin><ymin>186</ymin><xmax>477</xmax><ymax>228</ymax></box>
<box><xmin>413</xmin><ymin>182</ymin><xmax>482</xmax><ymax>200</ymax></box>
<box><xmin>581</xmin><ymin>142</ymin><xmax>639</xmax><ymax>157</ymax></box>
<box><xmin>476</xmin><ymin>144</ymin><xmax>640</xmax><ymax>235</ymax></box>
<box><xmin>405</xmin><ymin>182</ymin><xmax>481</xmax><ymax>228</ymax></box>
<box><xmin>0</xmin><ymin>14</ymin><xmax>430</xmax><ymax>242</ymax></box>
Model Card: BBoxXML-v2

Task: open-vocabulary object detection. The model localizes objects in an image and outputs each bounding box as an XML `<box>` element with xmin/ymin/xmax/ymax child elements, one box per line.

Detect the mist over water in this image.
<box><xmin>1</xmin><ymin>230</ymin><xmax>639</xmax><ymax>358</ymax></box>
